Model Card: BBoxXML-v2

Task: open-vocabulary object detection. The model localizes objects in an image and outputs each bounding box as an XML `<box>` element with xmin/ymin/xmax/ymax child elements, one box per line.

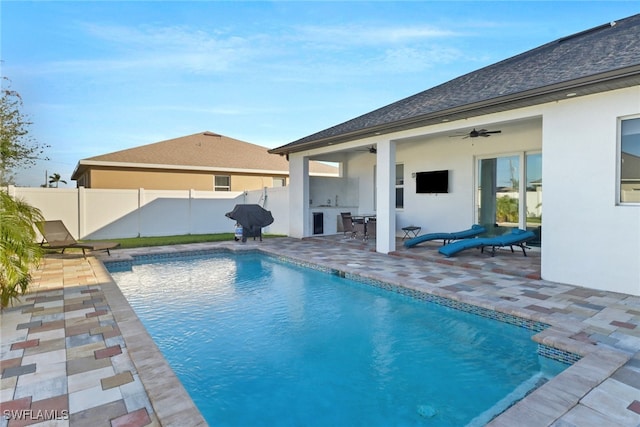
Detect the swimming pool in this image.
<box><xmin>108</xmin><ymin>252</ymin><xmax>568</xmax><ymax>426</ymax></box>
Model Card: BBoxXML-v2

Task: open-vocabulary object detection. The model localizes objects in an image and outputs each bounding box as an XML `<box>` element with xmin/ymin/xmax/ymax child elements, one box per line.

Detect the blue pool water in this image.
<box><xmin>108</xmin><ymin>253</ymin><xmax>567</xmax><ymax>426</ymax></box>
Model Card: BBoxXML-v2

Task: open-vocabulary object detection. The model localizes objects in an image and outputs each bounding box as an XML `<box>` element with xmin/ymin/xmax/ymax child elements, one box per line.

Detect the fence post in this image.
<box><xmin>78</xmin><ymin>186</ymin><xmax>86</xmax><ymax>239</ymax></box>
<box><xmin>189</xmin><ymin>189</ymin><xmax>196</xmax><ymax>235</ymax></box>
<box><xmin>138</xmin><ymin>188</ymin><xmax>144</xmax><ymax>237</ymax></box>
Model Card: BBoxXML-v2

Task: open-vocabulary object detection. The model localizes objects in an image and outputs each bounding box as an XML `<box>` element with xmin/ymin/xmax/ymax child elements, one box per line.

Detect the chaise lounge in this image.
<box><xmin>36</xmin><ymin>220</ymin><xmax>120</xmax><ymax>257</ymax></box>
<box><xmin>403</xmin><ymin>224</ymin><xmax>486</xmax><ymax>248</ymax></box>
<box><xmin>438</xmin><ymin>228</ymin><xmax>536</xmax><ymax>257</ymax></box>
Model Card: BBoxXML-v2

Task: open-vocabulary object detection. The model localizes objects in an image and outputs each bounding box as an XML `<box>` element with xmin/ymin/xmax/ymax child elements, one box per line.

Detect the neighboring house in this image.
<box><xmin>270</xmin><ymin>15</ymin><xmax>640</xmax><ymax>295</ymax></box>
<box><xmin>71</xmin><ymin>131</ymin><xmax>338</xmax><ymax>191</ymax></box>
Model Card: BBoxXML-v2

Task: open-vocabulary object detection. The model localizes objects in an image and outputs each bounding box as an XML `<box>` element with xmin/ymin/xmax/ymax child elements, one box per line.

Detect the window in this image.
<box><xmin>214</xmin><ymin>175</ymin><xmax>231</xmax><ymax>191</ymax></box>
<box><xmin>273</xmin><ymin>177</ymin><xmax>286</xmax><ymax>187</ymax></box>
<box><xmin>620</xmin><ymin>117</ymin><xmax>640</xmax><ymax>203</ymax></box>
<box><xmin>395</xmin><ymin>163</ymin><xmax>404</xmax><ymax>209</ymax></box>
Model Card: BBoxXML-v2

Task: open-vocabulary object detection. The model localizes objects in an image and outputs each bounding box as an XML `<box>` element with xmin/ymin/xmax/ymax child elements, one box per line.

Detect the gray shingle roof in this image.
<box><xmin>271</xmin><ymin>13</ymin><xmax>640</xmax><ymax>154</ymax></box>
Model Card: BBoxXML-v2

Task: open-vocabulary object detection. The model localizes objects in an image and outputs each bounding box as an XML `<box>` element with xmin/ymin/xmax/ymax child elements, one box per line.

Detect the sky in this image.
<box><xmin>2</xmin><ymin>1</ymin><xmax>638</xmax><ymax>187</ymax></box>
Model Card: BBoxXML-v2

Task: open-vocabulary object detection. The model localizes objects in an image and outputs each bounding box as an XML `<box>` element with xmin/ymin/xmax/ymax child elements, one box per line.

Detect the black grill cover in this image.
<box><xmin>225</xmin><ymin>204</ymin><xmax>274</xmax><ymax>229</ymax></box>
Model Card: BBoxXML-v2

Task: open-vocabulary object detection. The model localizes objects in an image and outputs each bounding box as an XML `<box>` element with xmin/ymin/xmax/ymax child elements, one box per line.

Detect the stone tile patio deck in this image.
<box><xmin>2</xmin><ymin>236</ymin><xmax>640</xmax><ymax>426</ymax></box>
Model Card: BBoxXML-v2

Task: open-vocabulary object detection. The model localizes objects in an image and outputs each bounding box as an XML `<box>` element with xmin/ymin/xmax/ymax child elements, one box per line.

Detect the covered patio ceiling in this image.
<box><xmin>305</xmin><ymin>116</ymin><xmax>542</xmax><ymax>163</ymax></box>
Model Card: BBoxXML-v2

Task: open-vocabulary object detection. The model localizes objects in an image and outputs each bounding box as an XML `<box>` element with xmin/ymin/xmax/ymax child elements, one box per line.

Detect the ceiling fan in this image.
<box><xmin>355</xmin><ymin>145</ymin><xmax>377</xmax><ymax>154</ymax></box>
<box><xmin>451</xmin><ymin>128</ymin><xmax>502</xmax><ymax>139</ymax></box>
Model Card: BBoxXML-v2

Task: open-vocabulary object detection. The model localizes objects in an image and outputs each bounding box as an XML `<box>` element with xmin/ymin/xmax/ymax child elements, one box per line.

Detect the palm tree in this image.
<box><xmin>48</xmin><ymin>173</ymin><xmax>67</xmax><ymax>188</ymax></box>
<box><xmin>0</xmin><ymin>190</ymin><xmax>44</xmax><ymax>308</ymax></box>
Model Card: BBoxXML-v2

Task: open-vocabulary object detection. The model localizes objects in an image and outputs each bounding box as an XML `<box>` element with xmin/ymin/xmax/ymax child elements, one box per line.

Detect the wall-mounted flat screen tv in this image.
<box><xmin>416</xmin><ymin>170</ymin><xmax>449</xmax><ymax>193</ymax></box>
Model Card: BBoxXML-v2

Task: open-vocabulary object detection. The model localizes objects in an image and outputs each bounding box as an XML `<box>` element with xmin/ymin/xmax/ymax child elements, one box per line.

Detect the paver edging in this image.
<box><xmin>89</xmin><ymin>258</ymin><xmax>207</xmax><ymax>426</ymax></box>
<box><xmin>97</xmin><ymin>242</ymin><xmax>639</xmax><ymax>426</ymax></box>
<box><xmin>489</xmin><ymin>320</ymin><xmax>633</xmax><ymax>426</ymax></box>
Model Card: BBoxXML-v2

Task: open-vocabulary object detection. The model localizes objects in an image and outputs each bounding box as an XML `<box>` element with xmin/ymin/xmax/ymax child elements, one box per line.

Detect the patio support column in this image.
<box><xmin>288</xmin><ymin>154</ymin><xmax>310</xmax><ymax>238</ymax></box>
<box><xmin>376</xmin><ymin>139</ymin><xmax>396</xmax><ymax>254</ymax></box>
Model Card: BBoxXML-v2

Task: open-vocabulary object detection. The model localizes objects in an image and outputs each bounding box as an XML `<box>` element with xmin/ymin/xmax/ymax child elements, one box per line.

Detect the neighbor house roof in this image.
<box><xmin>72</xmin><ymin>131</ymin><xmax>338</xmax><ymax>179</ymax></box>
<box><xmin>270</xmin><ymin>14</ymin><xmax>640</xmax><ymax>155</ymax></box>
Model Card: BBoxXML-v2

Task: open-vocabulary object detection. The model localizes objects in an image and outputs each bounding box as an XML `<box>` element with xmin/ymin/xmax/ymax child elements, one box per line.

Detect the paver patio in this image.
<box><xmin>2</xmin><ymin>236</ymin><xmax>639</xmax><ymax>426</ymax></box>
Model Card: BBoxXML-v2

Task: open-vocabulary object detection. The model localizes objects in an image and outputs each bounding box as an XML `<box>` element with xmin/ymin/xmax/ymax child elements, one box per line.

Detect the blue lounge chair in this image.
<box><xmin>403</xmin><ymin>224</ymin><xmax>486</xmax><ymax>248</ymax></box>
<box><xmin>438</xmin><ymin>228</ymin><xmax>536</xmax><ymax>257</ymax></box>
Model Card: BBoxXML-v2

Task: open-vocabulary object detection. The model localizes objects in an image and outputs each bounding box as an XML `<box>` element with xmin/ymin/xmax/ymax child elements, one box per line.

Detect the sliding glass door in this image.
<box><xmin>476</xmin><ymin>152</ymin><xmax>542</xmax><ymax>244</ymax></box>
<box><xmin>525</xmin><ymin>153</ymin><xmax>542</xmax><ymax>245</ymax></box>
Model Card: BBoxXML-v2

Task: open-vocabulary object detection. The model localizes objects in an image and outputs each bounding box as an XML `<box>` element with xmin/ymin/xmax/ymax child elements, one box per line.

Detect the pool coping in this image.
<box><xmin>99</xmin><ymin>242</ymin><xmax>634</xmax><ymax>426</ymax></box>
<box><xmin>90</xmin><ymin>257</ymin><xmax>207</xmax><ymax>426</ymax></box>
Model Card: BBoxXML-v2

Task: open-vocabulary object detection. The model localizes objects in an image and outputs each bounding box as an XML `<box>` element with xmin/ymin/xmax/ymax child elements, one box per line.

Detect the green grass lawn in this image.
<box><xmin>41</xmin><ymin>233</ymin><xmax>286</xmax><ymax>255</ymax></box>
<box><xmin>80</xmin><ymin>233</ymin><xmax>286</xmax><ymax>249</ymax></box>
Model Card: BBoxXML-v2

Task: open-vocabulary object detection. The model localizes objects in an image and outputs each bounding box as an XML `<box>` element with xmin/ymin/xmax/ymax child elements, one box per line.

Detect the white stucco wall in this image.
<box><xmin>343</xmin><ymin>115</ymin><xmax>543</xmax><ymax>235</ymax></box>
<box><xmin>288</xmin><ymin>156</ymin><xmax>309</xmax><ymax>238</ymax></box>
<box><xmin>288</xmin><ymin>87</ymin><xmax>640</xmax><ymax>295</ymax></box>
<box><xmin>542</xmin><ymin>87</ymin><xmax>640</xmax><ymax>295</ymax></box>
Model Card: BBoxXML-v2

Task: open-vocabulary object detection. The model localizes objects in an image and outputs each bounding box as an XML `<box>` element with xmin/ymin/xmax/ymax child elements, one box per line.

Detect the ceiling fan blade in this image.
<box><xmin>450</xmin><ymin>128</ymin><xmax>502</xmax><ymax>138</ymax></box>
<box><xmin>476</xmin><ymin>129</ymin><xmax>502</xmax><ymax>137</ymax></box>
<box><xmin>355</xmin><ymin>146</ymin><xmax>377</xmax><ymax>153</ymax></box>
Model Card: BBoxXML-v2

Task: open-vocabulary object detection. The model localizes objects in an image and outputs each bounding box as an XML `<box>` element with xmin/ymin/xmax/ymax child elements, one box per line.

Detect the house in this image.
<box><xmin>71</xmin><ymin>131</ymin><xmax>338</xmax><ymax>191</ymax></box>
<box><xmin>269</xmin><ymin>15</ymin><xmax>640</xmax><ymax>295</ymax></box>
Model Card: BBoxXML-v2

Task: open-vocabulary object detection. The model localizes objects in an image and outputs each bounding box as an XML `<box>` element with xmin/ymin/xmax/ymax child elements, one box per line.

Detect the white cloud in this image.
<box><xmin>32</xmin><ymin>19</ymin><xmax>462</xmax><ymax>80</ymax></box>
<box><xmin>141</xmin><ymin>104</ymin><xmax>279</xmax><ymax>116</ymax></box>
<box><xmin>378</xmin><ymin>46</ymin><xmax>464</xmax><ymax>73</ymax></box>
<box><xmin>293</xmin><ymin>24</ymin><xmax>460</xmax><ymax>47</ymax></box>
<box><xmin>41</xmin><ymin>22</ymin><xmax>262</xmax><ymax>75</ymax></box>
<box><xmin>81</xmin><ymin>22</ymin><xmax>238</xmax><ymax>52</ymax></box>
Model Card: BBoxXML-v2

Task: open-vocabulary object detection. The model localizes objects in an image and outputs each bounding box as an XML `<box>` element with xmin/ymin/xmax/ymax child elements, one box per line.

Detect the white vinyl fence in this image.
<box><xmin>4</xmin><ymin>185</ymin><xmax>290</xmax><ymax>240</ymax></box>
